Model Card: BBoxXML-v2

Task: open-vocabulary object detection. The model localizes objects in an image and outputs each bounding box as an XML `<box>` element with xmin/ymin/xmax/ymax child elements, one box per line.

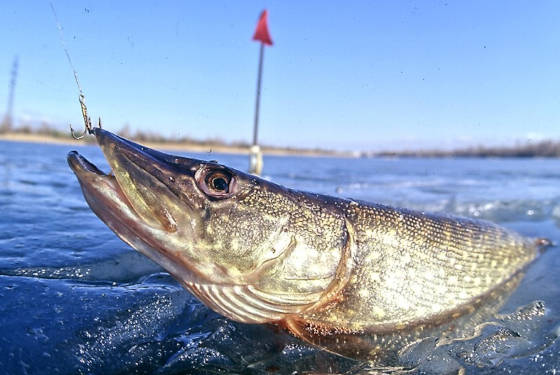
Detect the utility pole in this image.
<box><xmin>2</xmin><ymin>56</ymin><xmax>18</xmax><ymax>132</ymax></box>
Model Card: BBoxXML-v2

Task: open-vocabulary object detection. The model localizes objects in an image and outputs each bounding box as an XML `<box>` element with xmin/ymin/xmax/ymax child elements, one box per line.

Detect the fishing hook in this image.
<box><xmin>69</xmin><ymin>93</ymin><xmax>101</xmax><ymax>139</ymax></box>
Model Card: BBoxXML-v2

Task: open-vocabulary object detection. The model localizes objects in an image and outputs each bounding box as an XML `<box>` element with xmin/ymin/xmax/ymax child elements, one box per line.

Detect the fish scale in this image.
<box><xmin>306</xmin><ymin>203</ymin><xmax>538</xmax><ymax>330</ymax></box>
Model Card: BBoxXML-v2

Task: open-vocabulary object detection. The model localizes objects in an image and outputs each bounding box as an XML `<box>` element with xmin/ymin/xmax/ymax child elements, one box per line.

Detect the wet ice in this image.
<box><xmin>0</xmin><ymin>140</ymin><xmax>559</xmax><ymax>374</ymax></box>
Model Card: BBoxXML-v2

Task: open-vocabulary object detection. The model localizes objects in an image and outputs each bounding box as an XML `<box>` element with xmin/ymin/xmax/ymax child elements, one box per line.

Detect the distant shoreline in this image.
<box><xmin>368</xmin><ymin>141</ymin><xmax>560</xmax><ymax>158</ymax></box>
<box><xmin>3</xmin><ymin>131</ymin><xmax>560</xmax><ymax>159</ymax></box>
<box><xmin>0</xmin><ymin>132</ymin><xmax>353</xmax><ymax>158</ymax></box>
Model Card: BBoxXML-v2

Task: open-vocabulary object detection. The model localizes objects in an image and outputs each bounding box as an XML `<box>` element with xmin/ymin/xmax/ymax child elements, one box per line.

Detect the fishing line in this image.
<box><xmin>49</xmin><ymin>2</ymin><xmax>96</xmax><ymax>139</ymax></box>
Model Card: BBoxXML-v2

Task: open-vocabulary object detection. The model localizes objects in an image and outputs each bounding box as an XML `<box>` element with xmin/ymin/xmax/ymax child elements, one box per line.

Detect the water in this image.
<box><xmin>1</xmin><ymin>140</ymin><xmax>559</xmax><ymax>374</ymax></box>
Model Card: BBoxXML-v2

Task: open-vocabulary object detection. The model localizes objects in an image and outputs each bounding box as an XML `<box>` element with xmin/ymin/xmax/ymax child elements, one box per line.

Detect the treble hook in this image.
<box><xmin>69</xmin><ymin>93</ymin><xmax>101</xmax><ymax>139</ymax></box>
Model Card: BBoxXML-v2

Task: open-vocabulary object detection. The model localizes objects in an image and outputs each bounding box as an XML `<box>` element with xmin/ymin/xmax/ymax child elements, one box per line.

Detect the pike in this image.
<box><xmin>68</xmin><ymin>128</ymin><xmax>546</xmax><ymax>364</ymax></box>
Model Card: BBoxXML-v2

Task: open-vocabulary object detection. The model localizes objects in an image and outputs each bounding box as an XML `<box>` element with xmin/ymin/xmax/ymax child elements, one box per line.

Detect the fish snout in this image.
<box><xmin>93</xmin><ymin>128</ymin><xmax>185</xmax><ymax>233</ymax></box>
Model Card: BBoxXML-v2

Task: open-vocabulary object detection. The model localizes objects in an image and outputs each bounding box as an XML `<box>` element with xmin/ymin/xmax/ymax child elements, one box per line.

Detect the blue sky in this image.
<box><xmin>1</xmin><ymin>1</ymin><xmax>559</xmax><ymax>151</ymax></box>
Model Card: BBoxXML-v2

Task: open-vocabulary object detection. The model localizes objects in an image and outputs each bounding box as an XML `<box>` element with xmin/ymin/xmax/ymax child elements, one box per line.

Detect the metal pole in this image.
<box><xmin>249</xmin><ymin>43</ymin><xmax>265</xmax><ymax>175</ymax></box>
<box><xmin>252</xmin><ymin>43</ymin><xmax>264</xmax><ymax>146</ymax></box>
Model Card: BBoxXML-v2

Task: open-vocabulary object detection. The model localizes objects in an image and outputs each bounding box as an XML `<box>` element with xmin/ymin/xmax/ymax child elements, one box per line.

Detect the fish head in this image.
<box><xmin>68</xmin><ymin>129</ymin><xmax>351</xmax><ymax>323</ymax></box>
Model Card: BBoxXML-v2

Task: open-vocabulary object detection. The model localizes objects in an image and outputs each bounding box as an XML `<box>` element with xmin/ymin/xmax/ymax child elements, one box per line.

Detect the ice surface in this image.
<box><xmin>1</xmin><ymin>141</ymin><xmax>559</xmax><ymax>374</ymax></box>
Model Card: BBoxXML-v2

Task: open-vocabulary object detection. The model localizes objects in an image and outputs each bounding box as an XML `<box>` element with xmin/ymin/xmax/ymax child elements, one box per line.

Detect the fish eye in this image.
<box><xmin>207</xmin><ymin>172</ymin><xmax>229</xmax><ymax>192</ymax></box>
<box><xmin>196</xmin><ymin>167</ymin><xmax>237</xmax><ymax>199</ymax></box>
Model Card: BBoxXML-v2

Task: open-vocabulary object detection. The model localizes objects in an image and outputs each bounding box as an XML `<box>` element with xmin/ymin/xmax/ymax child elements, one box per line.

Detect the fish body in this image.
<box><xmin>68</xmin><ymin>129</ymin><xmax>540</xmax><ymax>364</ymax></box>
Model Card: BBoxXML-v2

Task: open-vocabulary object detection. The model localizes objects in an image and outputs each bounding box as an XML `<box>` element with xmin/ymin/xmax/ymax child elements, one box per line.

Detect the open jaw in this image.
<box><xmin>67</xmin><ymin>150</ymin><xmax>185</xmax><ymax>294</ymax></box>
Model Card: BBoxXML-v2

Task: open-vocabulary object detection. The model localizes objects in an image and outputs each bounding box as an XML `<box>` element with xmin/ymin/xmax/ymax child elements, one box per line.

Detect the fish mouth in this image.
<box><xmin>67</xmin><ymin>128</ymin><xmax>215</xmax><ymax>286</ymax></box>
<box><xmin>68</xmin><ymin>128</ymin><xmax>190</xmax><ymax>233</ymax></box>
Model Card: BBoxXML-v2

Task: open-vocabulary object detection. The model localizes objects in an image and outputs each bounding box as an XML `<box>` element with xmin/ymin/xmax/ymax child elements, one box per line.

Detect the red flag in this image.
<box><xmin>252</xmin><ymin>10</ymin><xmax>273</xmax><ymax>46</ymax></box>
